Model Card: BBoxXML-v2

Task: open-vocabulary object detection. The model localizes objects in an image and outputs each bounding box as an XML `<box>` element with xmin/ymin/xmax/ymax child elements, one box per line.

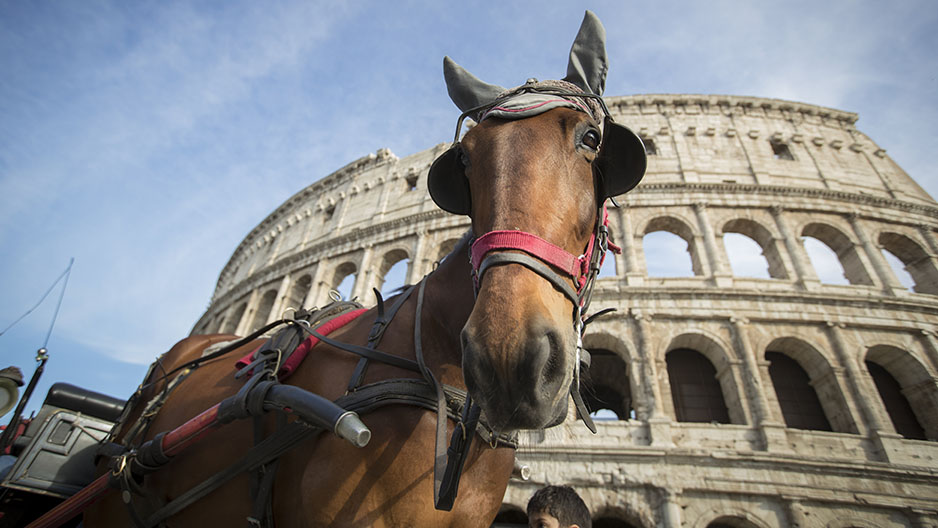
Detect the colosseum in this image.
<box><xmin>191</xmin><ymin>94</ymin><xmax>938</xmax><ymax>527</ymax></box>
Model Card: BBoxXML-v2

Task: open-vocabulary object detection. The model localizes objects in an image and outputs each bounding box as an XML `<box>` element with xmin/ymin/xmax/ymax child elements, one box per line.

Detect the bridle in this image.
<box><xmin>451</xmin><ymin>87</ymin><xmax>624</xmax><ymax>432</ymax></box>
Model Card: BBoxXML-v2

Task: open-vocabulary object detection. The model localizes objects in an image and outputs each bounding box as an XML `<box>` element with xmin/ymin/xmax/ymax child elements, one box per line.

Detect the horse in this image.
<box><xmin>82</xmin><ymin>11</ymin><xmax>645</xmax><ymax>528</ymax></box>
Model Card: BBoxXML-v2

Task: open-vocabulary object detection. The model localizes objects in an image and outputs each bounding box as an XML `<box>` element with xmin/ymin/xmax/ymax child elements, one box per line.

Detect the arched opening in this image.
<box><xmin>644</xmin><ymin>231</ymin><xmax>695</xmax><ymax>276</ymax></box>
<box><xmin>378</xmin><ymin>249</ymin><xmax>410</xmax><ymax>297</ymax></box>
<box><xmin>332</xmin><ymin>262</ymin><xmax>357</xmax><ymax>301</ymax></box>
<box><xmin>666</xmin><ymin>348</ymin><xmax>730</xmax><ymax>423</ymax></box>
<box><xmin>706</xmin><ymin>516</ymin><xmax>763</xmax><ymax>528</ymax></box>
<box><xmin>723</xmin><ymin>232</ymin><xmax>770</xmax><ymax>279</ymax></box>
<box><xmin>223</xmin><ymin>302</ymin><xmax>247</xmax><ymax>334</ymax></box>
<box><xmin>249</xmin><ymin>289</ymin><xmax>278</xmax><ymax>332</ymax></box>
<box><xmin>583</xmin><ymin>349</ymin><xmax>633</xmax><ymax>421</ymax></box>
<box><xmin>436</xmin><ymin>237</ymin><xmax>462</xmax><ymax>265</ymax></box>
<box><xmin>802</xmin><ymin>223</ymin><xmax>872</xmax><ymax>285</ymax></box>
<box><xmin>866</xmin><ymin>360</ymin><xmax>927</xmax><ymax>440</ymax></box>
<box><xmin>598</xmin><ymin>250</ymin><xmax>617</xmax><ymax>278</ymax></box>
<box><xmin>766</xmin><ymin>351</ymin><xmax>832</xmax><ymax>431</ymax></box>
<box><xmin>723</xmin><ymin>218</ymin><xmax>786</xmax><ymax>279</ymax></box>
<box><xmin>764</xmin><ymin>337</ymin><xmax>855</xmax><ymax>433</ymax></box>
<box><xmin>284</xmin><ymin>274</ymin><xmax>312</xmax><ymax>313</ymax></box>
<box><xmin>803</xmin><ymin>237</ymin><xmax>848</xmax><ymax>284</ymax></box>
<box><xmin>879</xmin><ymin>232</ymin><xmax>938</xmax><ymax>294</ymax></box>
<box><xmin>642</xmin><ymin>216</ymin><xmax>703</xmax><ymax>277</ymax></box>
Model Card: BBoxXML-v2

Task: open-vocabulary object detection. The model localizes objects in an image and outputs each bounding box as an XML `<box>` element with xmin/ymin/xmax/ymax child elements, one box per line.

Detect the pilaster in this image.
<box><xmin>693</xmin><ymin>202</ymin><xmax>732</xmax><ymax>286</ymax></box>
<box><xmin>770</xmin><ymin>205</ymin><xmax>820</xmax><ymax>290</ymax></box>
<box><xmin>848</xmin><ymin>213</ymin><xmax>906</xmax><ymax>295</ymax></box>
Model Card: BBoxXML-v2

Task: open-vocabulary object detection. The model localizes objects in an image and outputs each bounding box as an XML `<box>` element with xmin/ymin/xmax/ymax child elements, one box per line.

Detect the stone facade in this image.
<box><xmin>192</xmin><ymin>94</ymin><xmax>938</xmax><ymax>527</ymax></box>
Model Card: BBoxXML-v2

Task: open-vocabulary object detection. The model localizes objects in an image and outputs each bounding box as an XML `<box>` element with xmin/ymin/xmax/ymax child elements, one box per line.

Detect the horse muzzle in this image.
<box><xmin>460</xmin><ymin>314</ymin><xmax>573</xmax><ymax>432</ymax></box>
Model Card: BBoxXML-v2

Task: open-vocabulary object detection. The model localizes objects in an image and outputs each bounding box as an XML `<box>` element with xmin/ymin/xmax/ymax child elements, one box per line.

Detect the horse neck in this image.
<box><xmin>418</xmin><ymin>234</ymin><xmax>476</xmax><ymax>384</ymax></box>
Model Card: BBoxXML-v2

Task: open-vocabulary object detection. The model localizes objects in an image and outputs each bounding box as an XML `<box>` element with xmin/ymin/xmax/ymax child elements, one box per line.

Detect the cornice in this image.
<box><xmin>594</xmin><ymin>285</ymin><xmax>938</xmax><ymax>319</ymax></box>
<box><xmin>605</xmin><ymin>94</ymin><xmax>860</xmax><ymax>125</ymax></box>
<box><xmin>626</xmin><ymin>182</ymin><xmax>938</xmax><ymax>218</ymax></box>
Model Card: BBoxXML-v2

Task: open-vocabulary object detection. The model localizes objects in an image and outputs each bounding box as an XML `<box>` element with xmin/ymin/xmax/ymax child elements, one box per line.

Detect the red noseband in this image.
<box><xmin>469</xmin><ymin>205</ymin><xmax>620</xmax><ymax>308</ymax></box>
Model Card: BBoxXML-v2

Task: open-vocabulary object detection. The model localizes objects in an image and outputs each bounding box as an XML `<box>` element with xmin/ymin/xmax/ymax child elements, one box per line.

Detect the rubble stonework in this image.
<box><xmin>192</xmin><ymin>95</ymin><xmax>938</xmax><ymax>527</ymax></box>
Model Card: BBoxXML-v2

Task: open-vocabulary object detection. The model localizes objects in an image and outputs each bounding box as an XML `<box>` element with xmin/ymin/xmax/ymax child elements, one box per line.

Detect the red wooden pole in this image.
<box><xmin>25</xmin><ymin>403</ymin><xmax>224</xmax><ymax>528</ymax></box>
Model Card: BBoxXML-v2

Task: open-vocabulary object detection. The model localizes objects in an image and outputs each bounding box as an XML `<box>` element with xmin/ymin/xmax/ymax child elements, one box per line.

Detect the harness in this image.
<box><xmin>106</xmin><ymin>281</ymin><xmax>517</xmax><ymax>527</ymax></box>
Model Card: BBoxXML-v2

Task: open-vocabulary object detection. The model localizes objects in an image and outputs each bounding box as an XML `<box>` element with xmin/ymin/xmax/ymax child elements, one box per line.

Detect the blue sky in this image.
<box><xmin>1</xmin><ymin>1</ymin><xmax>936</xmax><ymax>415</ymax></box>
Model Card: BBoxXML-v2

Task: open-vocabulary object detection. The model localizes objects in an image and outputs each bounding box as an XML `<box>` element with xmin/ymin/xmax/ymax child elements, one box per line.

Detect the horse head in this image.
<box><xmin>428</xmin><ymin>12</ymin><xmax>646</xmax><ymax>432</ymax></box>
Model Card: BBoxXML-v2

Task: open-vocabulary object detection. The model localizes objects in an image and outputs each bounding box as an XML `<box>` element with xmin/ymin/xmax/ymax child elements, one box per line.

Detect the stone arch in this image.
<box><xmin>694</xmin><ymin>508</ymin><xmax>773</xmax><ymax>528</ymax></box>
<box><xmin>582</xmin><ymin>347</ymin><xmax>633</xmax><ymax>421</ymax></box>
<box><xmin>222</xmin><ymin>300</ymin><xmax>247</xmax><ymax>334</ymax></box>
<box><xmin>722</xmin><ymin>217</ymin><xmax>787</xmax><ymax>279</ymax></box>
<box><xmin>249</xmin><ymin>288</ymin><xmax>278</xmax><ymax>332</ymax></box>
<box><xmin>665</xmin><ymin>332</ymin><xmax>740</xmax><ymax>424</ymax></box>
<box><xmin>765</xmin><ymin>337</ymin><xmax>855</xmax><ymax>433</ymax></box>
<box><xmin>284</xmin><ymin>273</ymin><xmax>312</xmax><ymax>313</ymax></box>
<box><xmin>667</xmin><ymin>331</ymin><xmax>735</xmax><ymax>373</ymax></box>
<box><xmin>865</xmin><ymin>344</ymin><xmax>936</xmax><ymax>439</ymax></box>
<box><xmin>583</xmin><ymin>332</ymin><xmax>640</xmax><ymax>420</ymax></box>
<box><xmin>593</xmin><ymin>507</ymin><xmax>646</xmax><ymax>528</ymax></box>
<box><xmin>878</xmin><ymin>231</ymin><xmax>938</xmax><ymax>294</ymax></box>
<box><xmin>436</xmin><ymin>236</ymin><xmax>464</xmax><ymax>264</ymax></box>
<box><xmin>705</xmin><ymin>517</ymin><xmax>768</xmax><ymax>528</ymax></box>
<box><xmin>802</xmin><ymin>222</ymin><xmax>873</xmax><ymax>285</ymax></box>
<box><xmin>331</xmin><ymin>261</ymin><xmax>358</xmax><ymax>300</ymax></box>
<box><xmin>641</xmin><ymin>215</ymin><xmax>704</xmax><ymax>276</ymax></box>
<box><xmin>377</xmin><ymin>247</ymin><xmax>411</xmax><ymax>295</ymax></box>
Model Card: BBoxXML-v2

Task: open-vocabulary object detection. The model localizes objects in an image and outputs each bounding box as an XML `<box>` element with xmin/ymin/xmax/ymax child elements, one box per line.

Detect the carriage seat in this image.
<box><xmin>43</xmin><ymin>383</ymin><xmax>125</xmax><ymax>423</ymax></box>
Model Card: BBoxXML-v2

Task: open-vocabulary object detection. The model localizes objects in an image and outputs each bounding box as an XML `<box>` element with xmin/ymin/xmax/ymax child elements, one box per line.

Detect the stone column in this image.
<box><xmin>918</xmin><ymin>329</ymin><xmax>938</xmax><ymax>375</ymax></box>
<box><xmin>631</xmin><ymin>309</ymin><xmax>672</xmax><ymax>446</ymax></box>
<box><xmin>770</xmin><ymin>205</ymin><xmax>819</xmax><ymax>290</ymax></box>
<box><xmin>351</xmin><ymin>245</ymin><xmax>375</xmax><ymax>301</ymax></box>
<box><xmin>848</xmin><ymin>213</ymin><xmax>906</xmax><ymax>295</ymax></box>
<box><xmin>660</xmin><ymin>489</ymin><xmax>683</xmax><ymax>528</ymax></box>
<box><xmin>618</xmin><ymin>208</ymin><xmax>644</xmax><ymax>286</ymax></box>
<box><xmin>730</xmin><ymin>317</ymin><xmax>787</xmax><ymax>451</ymax></box>
<box><xmin>408</xmin><ymin>231</ymin><xmax>429</xmax><ymax>283</ymax></box>
<box><xmin>824</xmin><ymin>321</ymin><xmax>900</xmax><ymax>461</ymax></box>
<box><xmin>784</xmin><ymin>497</ymin><xmax>809</xmax><ymax>527</ymax></box>
<box><xmin>267</xmin><ymin>275</ymin><xmax>293</xmax><ymax>324</ymax></box>
<box><xmin>693</xmin><ymin>202</ymin><xmax>732</xmax><ymax>286</ymax></box>
<box><xmin>918</xmin><ymin>224</ymin><xmax>938</xmax><ymax>256</ymax></box>
<box><xmin>234</xmin><ymin>289</ymin><xmax>260</xmax><ymax>336</ymax></box>
<box><xmin>310</xmin><ymin>259</ymin><xmax>334</xmax><ymax>307</ymax></box>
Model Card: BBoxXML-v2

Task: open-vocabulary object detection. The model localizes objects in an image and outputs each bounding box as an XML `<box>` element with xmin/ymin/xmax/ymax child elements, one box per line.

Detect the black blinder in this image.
<box><xmin>593</xmin><ymin>116</ymin><xmax>647</xmax><ymax>199</ymax></box>
<box><xmin>427</xmin><ymin>145</ymin><xmax>472</xmax><ymax>215</ymax></box>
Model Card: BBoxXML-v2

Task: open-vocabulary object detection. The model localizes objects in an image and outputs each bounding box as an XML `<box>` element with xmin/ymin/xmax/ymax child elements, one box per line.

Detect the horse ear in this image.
<box><xmin>428</xmin><ymin>146</ymin><xmax>472</xmax><ymax>215</ymax></box>
<box><xmin>443</xmin><ymin>56</ymin><xmax>506</xmax><ymax>121</ymax></box>
<box><xmin>563</xmin><ymin>11</ymin><xmax>608</xmax><ymax>96</ymax></box>
<box><xmin>594</xmin><ymin>117</ymin><xmax>647</xmax><ymax>198</ymax></box>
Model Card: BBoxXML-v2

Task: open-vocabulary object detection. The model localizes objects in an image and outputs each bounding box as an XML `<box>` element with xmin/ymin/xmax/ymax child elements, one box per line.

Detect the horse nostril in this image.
<box><xmin>540</xmin><ymin>330</ymin><xmax>564</xmax><ymax>383</ymax></box>
<box><xmin>522</xmin><ymin>327</ymin><xmax>565</xmax><ymax>388</ymax></box>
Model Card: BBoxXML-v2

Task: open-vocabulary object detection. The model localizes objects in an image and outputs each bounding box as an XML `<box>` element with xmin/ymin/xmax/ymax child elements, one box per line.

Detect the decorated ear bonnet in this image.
<box><xmin>427</xmin><ymin>11</ymin><xmax>647</xmax><ymax>215</ymax></box>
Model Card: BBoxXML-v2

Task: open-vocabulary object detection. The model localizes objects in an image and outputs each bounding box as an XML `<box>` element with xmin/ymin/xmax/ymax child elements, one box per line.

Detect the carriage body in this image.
<box><xmin>0</xmin><ymin>383</ymin><xmax>124</xmax><ymax>527</ymax></box>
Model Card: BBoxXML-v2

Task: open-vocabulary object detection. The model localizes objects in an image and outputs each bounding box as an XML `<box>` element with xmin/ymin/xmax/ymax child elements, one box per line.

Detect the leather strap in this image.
<box><xmin>348</xmin><ymin>286</ymin><xmax>417</xmax><ymax>392</ymax></box>
<box><xmin>297</xmin><ymin>325</ymin><xmax>421</xmax><ymax>374</ymax></box>
<box><xmin>477</xmin><ymin>252</ymin><xmax>580</xmax><ymax>308</ymax></box>
<box><xmin>412</xmin><ymin>279</ymin><xmax>452</xmax><ymax>510</ymax></box>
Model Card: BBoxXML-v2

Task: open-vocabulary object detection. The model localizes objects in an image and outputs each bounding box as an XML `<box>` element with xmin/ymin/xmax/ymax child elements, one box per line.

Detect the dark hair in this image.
<box><xmin>527</xmin><ymin>485</ymin><xmax>591</xmax><ymax>528</ymax></box>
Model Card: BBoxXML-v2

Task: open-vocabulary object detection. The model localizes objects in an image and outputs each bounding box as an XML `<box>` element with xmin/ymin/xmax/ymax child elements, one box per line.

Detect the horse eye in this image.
<box><xmin>582</xmin><ymin>129</ymin><xmax>601</xmax><ymax>150</ymax></box>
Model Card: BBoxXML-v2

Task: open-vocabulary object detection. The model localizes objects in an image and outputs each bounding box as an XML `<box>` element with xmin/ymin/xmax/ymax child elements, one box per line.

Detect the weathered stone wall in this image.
<box><xmin>193</xmin><ymin>95</ymin><xmax>938</xmax><ymax>527</ymax></box>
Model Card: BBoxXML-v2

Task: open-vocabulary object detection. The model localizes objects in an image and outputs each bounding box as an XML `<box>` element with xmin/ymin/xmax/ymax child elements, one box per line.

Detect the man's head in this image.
<box><xmin>526</xmin><ymin>485</ymin><xmax>591</xmax><ymax>528</ymax></box>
